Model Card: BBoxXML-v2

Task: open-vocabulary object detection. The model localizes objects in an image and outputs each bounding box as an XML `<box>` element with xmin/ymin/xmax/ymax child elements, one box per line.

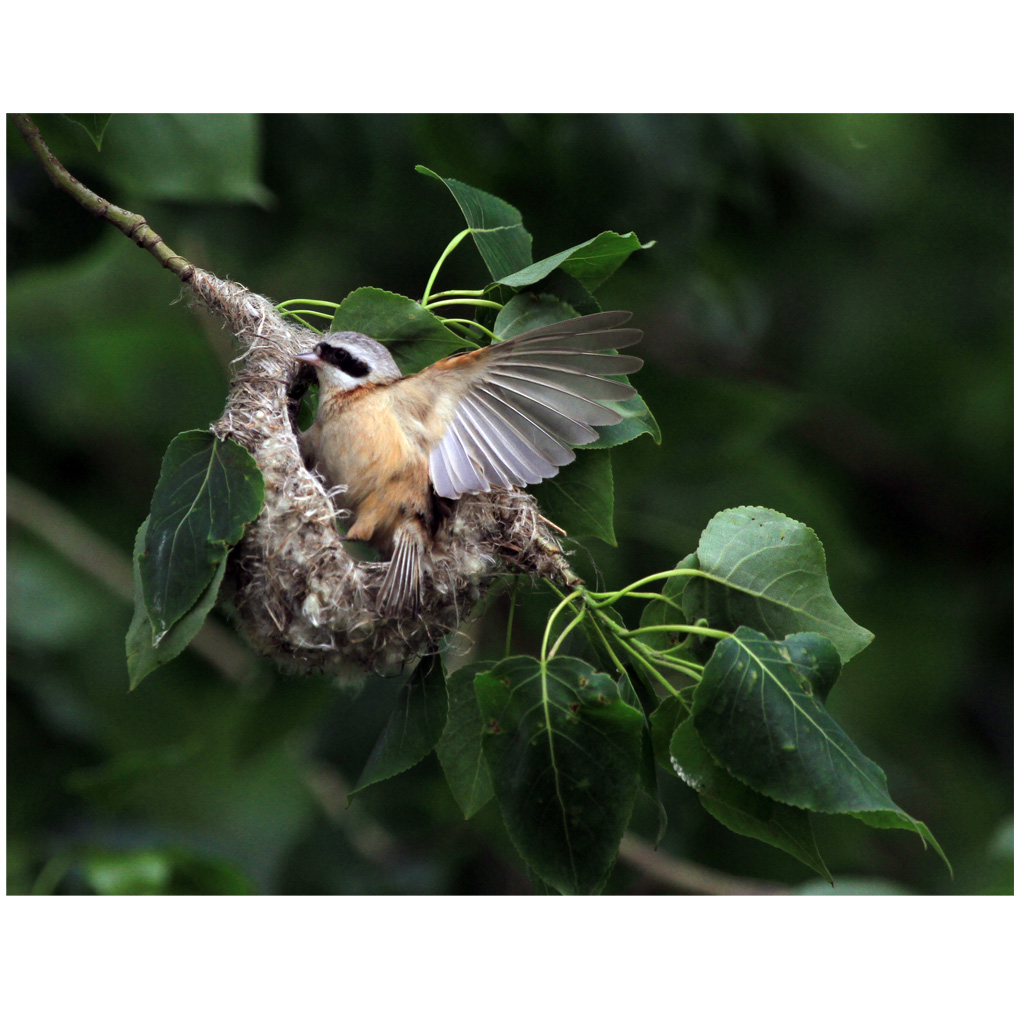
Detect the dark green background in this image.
<box><xmin>7</xmin><ymin>113</ymin><xmax>1011</xmax><ymax>895</ymax></box>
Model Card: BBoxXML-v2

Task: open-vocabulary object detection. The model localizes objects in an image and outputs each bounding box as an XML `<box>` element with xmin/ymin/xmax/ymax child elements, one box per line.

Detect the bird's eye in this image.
<box><xmin>318</xmin><ymin>344</ymin><xmax>371</xmax><ymax>378</ymax></box>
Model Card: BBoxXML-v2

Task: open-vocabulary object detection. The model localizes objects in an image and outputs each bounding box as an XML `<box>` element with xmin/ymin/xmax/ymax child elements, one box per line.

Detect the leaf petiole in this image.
<box><xmin>280</xmin><ymin>308</ymin><xmax>334</xmax><ymax>321</ymax></box>
<box><xmin>504</xmin><ymin>577</ymin><xmax>519</xmax><ymax>660</ymax></box>
<box><xmin>439</xmin><ymin>318</ymin><xmax>496</xmax><ymax>344</ymax></box>
<box><xmin>429</xmin><ymin>288</ymin><xmax>489</xmax><ymax>300</ymax></box>
<box><xmin>634</xmin><ymin>644</ymin><xmax>703</xmax><ymax>686</ymax></box>
<box><xmin>276</xmin><ymin>298</ymin><xmax>340</xmax><ymax>310</ymax></box>
<box><xmin>540</xmin><ymin>588</ymin><xmax>587</xmax><ymax>666</ymax></box>
<box><xmin>607</xmin><ymin>629</ymin><xmax>683</xmax><ymax>700</ymax></box>
<box><xmin>547</xmin><ymin>605</ymin><xmax>588</xmax><ymax>660</ymax></box>
<box><xmin>424</xmin><ymin>298</ymin><xmax>505</xmax><ymax>312</ymax></box>
<box><xmin>626</xmin><ymin>623</ymin><xmax>729</xmax><ymax>643</ymax></box>
<box><xmin>421</xmin><ymin>228</ymin><xmax>471</xmax><ymax>306</ymax></box>
<box><xmin>278</xmin><ymin>312</ymin><xmax>320</xmax><ymax>332</ymax></box>
<box><xmin>585</xmin><ymin>609</ymin><xmax>631</xmax><ymax>678</ymax></box>
<box><xmin>589</xmin><ymin>567</ymin><xmax>703</xmax><ymax>608</ymax></box>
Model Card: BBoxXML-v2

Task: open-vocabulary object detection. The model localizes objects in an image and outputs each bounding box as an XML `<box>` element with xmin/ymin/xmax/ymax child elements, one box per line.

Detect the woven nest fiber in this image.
<box><xmin>188</xmin><ymin>269</ymin><xmax>581</xmax><ymax>676</ymax></box>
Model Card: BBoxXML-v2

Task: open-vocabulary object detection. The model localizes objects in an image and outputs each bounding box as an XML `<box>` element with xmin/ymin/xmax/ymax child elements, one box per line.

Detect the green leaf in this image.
<box><xmin>783</xmin><ymin>630</ymin><xmax>843</xmax><ymax>703</ymax></box>
<box><xmin>649</xmin><ymin>696</ymin><xmax>690</xmax><ymax>773</ymax></box>
<box><xmin>618</xmin><ymin>673</ymin><xmax>667</xmax><ymax>844</ymax></box>
<box><xmin>493</xmin><ymin>293</ymin><xmax>579</xmax><ymax>340</ymax></box>
<box><xmin>533</xmin><ymin>449</ymin><xmax>616</xmax><ymax>545</ymax></box>
<box><xmin>560</xmin><ymin>232</ymin><xmax>655</xmax><ymax>292</ymax></box>
<box><xmin>496</xmin><ymin>231</ymin><xmax>655</xmax><ymax>293</ymax></box>
<box><xmin>126</xmin><ymin>517</ymin><xmax>228</xmax><ymax>690</ymax></box>
<box><xmin>583</xmin><ymin>391</ymin><xmax>662</xmax><ymax>449</ymax></box>
<box><xmin>329</xmin><ymin>287</ymin><xmax>471</xmax><ymax>373</ymax></box>
<box><xmin>523</xmin><ymin>867</ymin><xmax>562</xmax><ymax>896</ymax></box>
<box><xmin>669</xmin><ymin>717</ymin><xmax>833</xmax><ymax>882</ymax></box>
<box><xmin>350</xmin><ymin>655</ymin><xmax>449</xmax><ymax>796</ymax></box>
<box><xmin>534</xmin><ymin>269</ymin><xmax>602</xmax><ymax>316</ymax></box>
<box><xmin>435</xmin><ymin>662</ymin><xmax>495</xmax><ymax>818</ymax></box>
<box><xmin>475</xmin><ymin>655</ymin><xmax>644</xmax><ymax>895</ymax></box>
<box><xmin>693</xmin><ymin>626</ymin><xmax>949</xmax><ymax>870</ymax></box>
<box><xmin>417</xmin><ymin>165</ymin><xmax>533</xmax><ymax>280</ymax></box>
<box><xmin>139</xmin><ymin>430</ymin><xmax>263</xmax><ymax>643</ymax></box>
<box><xmin>694</xmin><ymin>627</ymin><xmax>860</xmax><ymax>809</ymax></box>
<box><xmin>63</xmin><ymin>114</ymin><xmax>112</xmax><ymax>150</ymax></box>
<box><xmin>679</xmin><ymin>507</ymin><xmax>874</xmax><ymax>663</ymax></box>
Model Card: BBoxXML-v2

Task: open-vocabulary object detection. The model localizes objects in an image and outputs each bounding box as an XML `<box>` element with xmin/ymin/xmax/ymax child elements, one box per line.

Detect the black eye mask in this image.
<box><xmin>317</xmin><ymin>343</ymin><xmax>371</xmax><ymax>379</ymax></box>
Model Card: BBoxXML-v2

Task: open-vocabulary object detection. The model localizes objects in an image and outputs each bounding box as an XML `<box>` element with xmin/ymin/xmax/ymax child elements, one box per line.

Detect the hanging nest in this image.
<box><xmin>187</xmin><ymin>269</ymin><xmax>581</xmax><ymax>676</ymax></box>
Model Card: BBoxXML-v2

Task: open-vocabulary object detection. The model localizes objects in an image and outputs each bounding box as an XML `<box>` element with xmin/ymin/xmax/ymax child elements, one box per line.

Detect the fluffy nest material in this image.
<box><xmin>187</xmin><ymin>269</ymin><xmax>581</xmax><ymax>676</ymax></box>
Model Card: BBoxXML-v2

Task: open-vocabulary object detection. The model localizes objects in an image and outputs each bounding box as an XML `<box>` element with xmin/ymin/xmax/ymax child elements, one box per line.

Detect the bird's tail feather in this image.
<box><xmin>377</xmin><ymin>527</ymin><xmax>424</xmax><ymax>617</ymax></box>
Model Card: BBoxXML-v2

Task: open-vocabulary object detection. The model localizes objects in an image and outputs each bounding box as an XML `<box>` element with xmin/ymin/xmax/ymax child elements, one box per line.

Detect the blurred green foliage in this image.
<box><xmin>7</xmin><ymin>113</ymin><xmax>1011</xmax><ymax>894</ymax></box>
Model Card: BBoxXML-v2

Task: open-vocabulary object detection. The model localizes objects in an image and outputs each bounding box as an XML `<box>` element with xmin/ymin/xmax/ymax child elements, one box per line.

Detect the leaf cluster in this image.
<box><xmin>123</xmin><ymin>167</ymin><xmax>948</xmax><ymax>894</ymax></box>
<box><xmin>351</xmin><ymin>506</ymin><xmax>948</xmax><ymax>893</ymax></box>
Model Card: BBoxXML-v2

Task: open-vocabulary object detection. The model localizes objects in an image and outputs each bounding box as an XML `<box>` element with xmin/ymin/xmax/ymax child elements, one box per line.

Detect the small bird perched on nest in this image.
<box><xmin>296</xmin><ymin>311</ymin><xmax>643</xmax><ymax>615</ymax></box>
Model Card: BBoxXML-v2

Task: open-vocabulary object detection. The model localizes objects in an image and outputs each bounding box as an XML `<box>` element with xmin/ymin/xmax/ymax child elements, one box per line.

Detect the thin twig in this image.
<box><xmin>618</xmin><ymin>832</ymin><xmax>789</xmax><ymax>895</ymax></box>
<box><xmin>303</xmin><ymin>763</ymin><xmax>404</xmax><ymax>865</ymax></box>
<box><xmin>10</xmin><ymin>114</ymin><xmax>193</xmax><ymax>280</ymax></box>
<box><xmin>538</xmin><ymin>514</ymin><xmax>567</xmax><ymax>537</ymax></box>
<box><xmin>6</xmin><ymin>475</ymin><xmax>257</xmax><ymax>686</ymax></box>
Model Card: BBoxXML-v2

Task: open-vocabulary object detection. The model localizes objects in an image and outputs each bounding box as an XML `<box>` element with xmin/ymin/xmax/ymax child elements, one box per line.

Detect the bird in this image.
<box><xmin>295</xmin><ymin>310</ymin><xmax>643</xmax><ymax>616</ymax></box>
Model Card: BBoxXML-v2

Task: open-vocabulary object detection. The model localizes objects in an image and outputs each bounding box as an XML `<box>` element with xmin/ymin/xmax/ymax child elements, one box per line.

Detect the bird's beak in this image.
<box><xmin>295</xmin><ymin>351</ymin><xmax>322</xmax><ymax>365</ymax></box>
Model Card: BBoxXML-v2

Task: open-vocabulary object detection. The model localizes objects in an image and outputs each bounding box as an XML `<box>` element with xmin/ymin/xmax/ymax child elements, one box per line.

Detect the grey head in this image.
<box><xmin>295</xmin><ymin>332</ymin><xmax>403</xmax><ymax>391</ymax></box>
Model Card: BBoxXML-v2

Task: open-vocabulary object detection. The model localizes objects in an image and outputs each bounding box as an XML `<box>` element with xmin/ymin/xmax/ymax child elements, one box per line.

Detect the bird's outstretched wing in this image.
<box><xmin>416</xmin><ymin>311</ymin><xmax>643</xmax><ymax>500</ymax></box>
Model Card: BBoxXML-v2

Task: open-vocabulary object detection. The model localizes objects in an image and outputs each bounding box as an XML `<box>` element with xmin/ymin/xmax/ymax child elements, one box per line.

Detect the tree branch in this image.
<box><xmin>10</xmin><ymin>114</ymin><xmax>194</xmax><ymax>280</ymax></box>
<box><xmin>6</xmin><ymin>475</ymin><xmax>258</xmax><ymax>687</ymax></box>
<box><xmin>617</xmin><ymin>832</ymin><xmax>789</xmax><ymax>895</ymax></box>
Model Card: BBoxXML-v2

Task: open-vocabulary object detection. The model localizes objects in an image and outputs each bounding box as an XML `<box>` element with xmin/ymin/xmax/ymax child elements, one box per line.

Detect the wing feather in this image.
<box><xmin>504</xmin><ymin>309</ymin><xmax>636</xmax><ymax>342</ymax></box>
<box><xmin>510</xmin><ymin>330</ymin><xmax>641</xmax><ymax>353</ymax></box>
<box><xmin>424</xmin><ymin>311</ymin><xmax>643</xmax><ymax>499</ymax></box>
<box><xmin>438</xmin><ymin>405</ymin><xmax>511</xmax><ymax>491</ymax></box>
<box><xmin>487</xmin><ymin>369</ymin><xmax>623</xmax><ymax>426</ymax></box>
<box><xmin>476</xmin><ymin>385</ymin><xmax>584</xmax><ymax>459</ymax></box>
<box><xmin>436</xmin><ymin>423</ymin><xmax>487</xmax><ymax>495</ymax></box>
<box><xmin>500</xmin><ymin>352</ymin><xmax>643</xmax><ymax>384</ymax></box>
<box><xmin>429</xmin><ymin>439</ymin><xmax>457</xmax><ymax>500</ymax></box>
<box><xmin>478</xmin><ymin>381</ymin><xmax>599</xmax><ymax>446</ymax></box>
<box><xmin>460</xmin><ymin>395</ymin><xmax>552</xmax><ymax>484</ymax></box>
